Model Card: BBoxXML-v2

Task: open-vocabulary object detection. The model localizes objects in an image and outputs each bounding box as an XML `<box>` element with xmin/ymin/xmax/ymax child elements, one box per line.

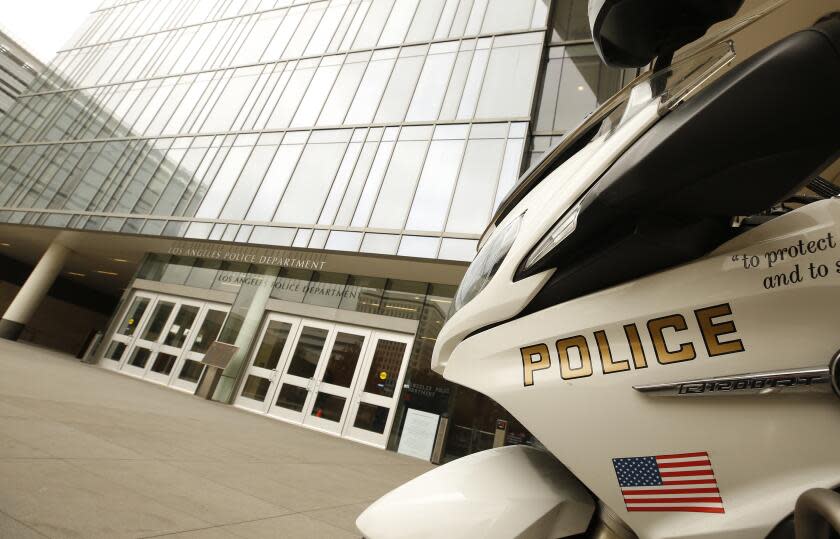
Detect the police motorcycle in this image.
<box><xmin>357</xmin><ymin>0</ymin><xmax>840</xmax><ymax>538</ymax></box>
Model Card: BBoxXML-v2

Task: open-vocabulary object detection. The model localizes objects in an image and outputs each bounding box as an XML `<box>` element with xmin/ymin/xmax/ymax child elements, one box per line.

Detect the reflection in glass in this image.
<box><xmin>246</xmin><ymin>144</ymin><xmax>305</xmax><ymax>221</ymax></box>
<box><xmin>140</xmin><ymin>301</ymin><xmax>175</xmax><ymax>341</ymax></box>
<box><xmin>310</xmin><ymin>392</ymin><xmax>346</xmax><ymax>422</ymax></box>
<box><xmin>240</xmin><ymin>375</ymin><xmax>271</xmax><ymax>402</ymax></box>
<box><xmin>274</xmin><ymin>141</ymin><xmax>346</xmax><ymax>224</ymax></box>
<box><xmin>535</xmin><ymin>45</ymin><xmax>624</xmax><ymax>134</ymax></box>
<box><xmin>405</xmin><ymin>139</ymin><xmax>464</xmax><ymax>231</ymax></box>
<box><xmin>303</xmin><ymin>272</ymin><xmax>348</xmax><ymax>308</ymax></box>
<box><xmin>397</xmin><ymin>236</ymin><xmax>439</xmax><ymax>258</ymax></box>
<box><xmin>118</xmin><ymin>297</ymin><xmax>150</xmax><ymax>336</ymax></box>
<box><xmin>270</xmin><ymin>268</ymin><xmax>313</xmax><ymax>303</ymax></box>
<box><xmin>275</xmin><ymin>383</ymin><xmax>309</xmax><ymax>412</ymax></box>
<box><xmin>104</xmin><ymin>341</ymin><xmax>126</xmax><ymax>361</ymax></box>
<box><xmin>379</xmin><ymin>280</ymin><xmax>426</xmax><ymax>320</ymax></box>
<box><xmin>482</xmin><ymin>0</ymin><xmax>536</xmax><ymax>34</ymax></box>
<box><xmin>128</xmin><ymin>347</ymin><xmax>152</xmax><ymax>368</ymax></box>
<box><xmin>151</xmin><ymin>353</ymin><xmax>177</xmax><ymax>375</ymax></box>
<box><xmin>359</xmin><ymin>233</ymin><xmax>400</xmax><ymax>256</ymax></box>
<box><xmin>190</xmin><ymin>309</ymin><xmax>227</xmax><ymax>354</ymax></box>
<box><xmin>318</xmin><ymin>61</ymin><xmax>365</xmax><ymax>126</ymax></box>
<box><xmin>322</xmin><ymin>333</ymin><xmax>365</xmax><ymax>388</ymax></box>
<box><xmin>292</xmin><ymin>64</ymin><xmax>339</xmax><ymax>127</ymax></box>
<box><xmin>252</xmin><ymin>321</ymin><xmax>293</xmax><ymax>370</ymax></box>
<box><xmin>286</xmin><ymin>326</ymin><xmax>329</xmax><ymax>379</ymax></box>
<box><xmin>346</xmin><ymin>53</ymin><xmax>395</xmax><ymax>124</ymax></box>
<box><xmin>353</xmin><ymin>403</ymin><xmax>390</xmax><ymax>434</ymax></box>
<box><xmin>339</xmin><ymin>275</ymin><xmax>386</xmax><ymax>314</ymax></box>
<box><xmin>363</xmin><ymin>340</ymin><xmax>407</xmax><ymax>397</ymax></box>
<box><xmin>163</xmin><ymin>305</ymin><xmax>199</xmax><ymax>347</ymax></box>
<box><xmin>195</xmin><ymin>146</ymin><xmax>250</xmax><ymax>219</ymax></box>
<box><xmin>137</xmin><ymin>254</ymin><xmax>168</xmax><ymax>280</ymax></box>
<box><xmin>551</xmin><ymin>0</ymin><xmax>590</xmax><ymax>43</ymax></box>
<box><xmin>375</xmin><ymin>53</ymin><xmax>424</xmax><ymax>123</ymax></box>
<box><xmin>446</xmin><ymin>138</ymin><xmax>505</xmax><ymax>234</ymax></box>
<box><xmin>368</xmin><ymin>140</ymin><xmax>427</xmax><ymax>228</ymax></box>
<box><xmin>406</xmin><ymin>44</ymin><xmax>457</xmax><ymax>122</ymax></box>
<box><xmin>178</xmin><ymin>359</ymin><xmax>205</xmax><ymax>383</ymax></box>
<box><xmin>475</xmin><ymin>35</ymin><xmax>542</xmax><ymax>118</ymax></box>
<box><xmin>219</xmin><ymin>144</ymin><xmax>277</xmax><ymax>219</ymax></box>
<box><xmin>439</xmin><ymin>238</ymin><xmax>477</xmax><ymax>262</ymax></box>
<box><xmin>185</xmin><ymin>258</ymin><xmax>222</xmax><ymax>289</ymax></box>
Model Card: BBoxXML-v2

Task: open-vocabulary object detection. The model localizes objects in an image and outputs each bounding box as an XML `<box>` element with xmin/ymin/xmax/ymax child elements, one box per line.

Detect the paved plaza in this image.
<box><xmin>0</xmin><ymin>339</ymin><xmax>434</xmax><ymax>538</ymax></box>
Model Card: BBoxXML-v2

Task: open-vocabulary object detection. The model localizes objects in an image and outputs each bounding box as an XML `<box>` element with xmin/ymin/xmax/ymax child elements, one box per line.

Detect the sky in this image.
<box><xmin>1</xmin><ymin>0</ymin><xmax>101</xmax><ymax>63</ymax></box>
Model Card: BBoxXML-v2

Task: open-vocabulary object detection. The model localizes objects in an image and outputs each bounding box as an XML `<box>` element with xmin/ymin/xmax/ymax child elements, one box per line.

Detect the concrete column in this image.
<box><xmin>0</xmin><ymin>242</ymin><xmax>70</xmax><ymax>341</ymax></box>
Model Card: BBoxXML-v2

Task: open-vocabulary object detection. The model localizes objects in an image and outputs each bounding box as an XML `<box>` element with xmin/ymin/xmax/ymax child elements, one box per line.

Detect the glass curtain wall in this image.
<box><xmin>528</xmin><ymin>0</ymin><xmax>632</xmax><ymax>167</ymax></box>
<box><xmin>0</xmin><ymin>0</ymin><xmax>626</xmax><ymax>263</ymax></box>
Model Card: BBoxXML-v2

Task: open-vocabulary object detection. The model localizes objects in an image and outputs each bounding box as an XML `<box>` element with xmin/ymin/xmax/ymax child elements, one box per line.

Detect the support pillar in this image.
<box><xmin>211</xmin><ymin>265</ymin><xmax>280</xmax><ymax>403</ymax></box>
<box><xmin>0</xmin><ymin>241</ymin><xmax>70</xmax><ymax>341</ymax></box>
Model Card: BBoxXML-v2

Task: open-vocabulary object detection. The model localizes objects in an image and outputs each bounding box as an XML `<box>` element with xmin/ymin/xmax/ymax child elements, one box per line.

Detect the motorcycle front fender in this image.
<box><xmin>356</xmin><ymin>445</ymin><xmax>595</xmax><ymax>539</ymax></box>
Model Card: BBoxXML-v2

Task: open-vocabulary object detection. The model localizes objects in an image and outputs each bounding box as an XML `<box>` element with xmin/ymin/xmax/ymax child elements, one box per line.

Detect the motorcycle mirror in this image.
<box><xmin>588</xmin><ymin>0</ymin><xmax>745</xmax><ymax>68</ymax></box>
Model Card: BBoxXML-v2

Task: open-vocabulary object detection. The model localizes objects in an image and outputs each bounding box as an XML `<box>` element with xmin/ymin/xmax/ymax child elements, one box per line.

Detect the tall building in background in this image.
<box><xmin>0</xmin><ymin>29</ymin><xmax>44</xmax><ymax>122</ymax></box>
<box><xmin>0</xmin><ymin>0</ymin><xmax>626</xmax><ymax>459</ymax></box>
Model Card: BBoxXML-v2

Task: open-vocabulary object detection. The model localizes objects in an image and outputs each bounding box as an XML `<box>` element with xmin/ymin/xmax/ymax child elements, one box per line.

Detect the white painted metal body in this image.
<box><xmin>356</xmin><ymin>445</ymin><xmax>595</xmax><ymax>539</ymax></box>
<box><xmin>358</xmin><ymin>16</ymin><xmax>840</xmax><ymax>537</ymax></box>
<box><xmin>438</xmin><ymin>198</ymin><xmax>840</xmax><ymax>538</ymax></box>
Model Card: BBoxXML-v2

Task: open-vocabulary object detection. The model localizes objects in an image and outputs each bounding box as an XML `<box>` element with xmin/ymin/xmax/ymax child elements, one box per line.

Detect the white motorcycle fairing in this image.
<box><xmin>356</xmin><ymin>445</ymin><xmax>595</xmax><ymax>539</ymax></box>
<box><xmin>441</xmin><ymin>199</ymin><xmax>840</xmax><ymax>539</ymax></box>
<box><xmin>429</xmin><ymin>10</ymin><xmax>839</xmax><ymax>539</ymax></box>
<box><xmin>358</xmin><ymin>5</ymin><xmax>840</xmax><ymax>539</ymax></box>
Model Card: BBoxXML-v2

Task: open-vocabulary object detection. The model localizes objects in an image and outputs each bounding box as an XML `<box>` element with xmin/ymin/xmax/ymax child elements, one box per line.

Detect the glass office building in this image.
<box><xmin>0</xmin><ymin>29</ymin><xmax>43</xmax><ymax>123</ymax></box>
<box><xmin>0</xmin><ymin>0</ymin><xmax>626</xmax><ymax>458</ymax></box>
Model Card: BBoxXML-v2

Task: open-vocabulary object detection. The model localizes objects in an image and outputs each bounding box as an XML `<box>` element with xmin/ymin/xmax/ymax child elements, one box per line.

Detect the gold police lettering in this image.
<box><xmin>520</xmin><ymin>303</ymin><xmax>744</xmax><ymax>387</ymax></box>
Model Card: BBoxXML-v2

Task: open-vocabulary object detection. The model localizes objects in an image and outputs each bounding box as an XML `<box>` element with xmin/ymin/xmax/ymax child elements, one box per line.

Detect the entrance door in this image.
<box><xmin>267</xmin><ymin>319</ymin><xmax>335</xmax><ymax>423</ymax></box>
<box><xmin>144</xmin><ymin>298</ymin><xmax>204</xmax><ymax>385</ymax></box>
<box><xmin>169</xmin><ymin>305</ymin><xmax>231</xmax><ymax>393</ymax></box>
<box><xmin>344</xmin><ymin>331</ymin><xmax>413</xmax><ymax>448</ymax></box>
<box><xmin>100</xmin><ymin>291</ymin><xmax>155</xmax><ymax>371</ymax></box>
<box><xmin>235</xmin><ymin>313</ymin><xmax>301</xmax><ymax>412</ymax></box>
<box><xmin>301</xmin><ymin>325</ymin><xmax>371</xmax><ymax>434</ymax></box>
<box><xmin>234</xmin><ymin>314</ymin><xmax>413</xmax><ymax>446</ymax></box>
<box><xmin>100</xmin><ymin>291</ymin><xmax>230</xmax><ymax>392</ymax></box>
<box><xmin>120</xmin><ymin>296</ymin><xmax>179</xmax><ymax>378</ymax></box>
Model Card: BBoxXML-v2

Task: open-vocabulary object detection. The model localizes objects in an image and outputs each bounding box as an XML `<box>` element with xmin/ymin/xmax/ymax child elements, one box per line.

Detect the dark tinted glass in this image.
<box><xmin>252</xmin><ymin>320</ymin><xmax>293</xmax><ymax>370</ymax></box>
<box><xmin>363</xmin><ymin>340</ymin><xmax>407</xmax><ymax>397</ymax></box>
<box><xmin>275</xmin><ymin>384</ymin><xmax>308</xmax><ymax>412</ymax></box>
<box><xmin>178</xmin><ymin>359</ymin><xmax>205</xmax><ymax>383</ymax></box>
<box><xmin>286</xmin><ymin>326</ymin><xmax>328</xmax><ymax>379</ymax></box>
<box><xmin>321</xmin><ymin>332</ymin><xmax>365</xmax><ymax>388</ymax></box>
<box><xmin>240</xmin><ymin>375</ymin><xmax>271</xmax><ymax>402</ymax></box>
<box><xmin>310</xmin><ymin>392</ymin><xmax>346</xmax><ymax>422</ymax></box>
<box><xmin>118</xmin><ymin>297</ymin><xmax>149</xmax><ymax>336</ymax></box>
<box><xmin>353</xmin><ymin>403</ymin><xmax>389</xmax><ymax>433</ymax></box>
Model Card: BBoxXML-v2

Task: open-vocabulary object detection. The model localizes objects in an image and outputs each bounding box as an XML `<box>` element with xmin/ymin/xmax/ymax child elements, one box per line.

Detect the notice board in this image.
<box><xmin>397</xmin><ymin>408</ymin><xmax>440</xmax><ymax>460</ymax></box>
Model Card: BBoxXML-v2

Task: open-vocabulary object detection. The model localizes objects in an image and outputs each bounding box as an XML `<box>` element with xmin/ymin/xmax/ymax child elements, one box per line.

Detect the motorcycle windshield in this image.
<box><xmin>484</xmin><ymin>0</ymin><xmax>784</xmax><ymax>249</ymax></box>
<box><xmin>673</xmin><ymin>0</ymin><xmax>787</xmax><ymax>62</ymax></box>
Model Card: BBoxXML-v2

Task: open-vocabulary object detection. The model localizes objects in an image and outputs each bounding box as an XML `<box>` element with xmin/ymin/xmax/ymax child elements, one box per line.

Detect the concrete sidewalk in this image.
<box><xmin>0</xmin><ymin>339</ymin><xmax>434</xmax><ymax>538</ymax></box>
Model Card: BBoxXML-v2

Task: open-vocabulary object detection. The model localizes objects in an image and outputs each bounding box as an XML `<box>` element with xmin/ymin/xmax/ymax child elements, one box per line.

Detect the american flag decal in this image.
<box><xmin>612</xmin><ymin>452</ymin><xmax>724</xmax><ymax>513</ymax></box>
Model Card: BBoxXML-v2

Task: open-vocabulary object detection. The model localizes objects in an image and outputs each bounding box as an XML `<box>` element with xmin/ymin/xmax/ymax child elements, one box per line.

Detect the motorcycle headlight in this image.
<box><xmin>449</xmin><ymin>213</ymin><xmax>523</xmax><ymax>318</ymax></box>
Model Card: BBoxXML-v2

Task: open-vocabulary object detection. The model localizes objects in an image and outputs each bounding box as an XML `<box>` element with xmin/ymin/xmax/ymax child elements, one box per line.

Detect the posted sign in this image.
<box><xmin>397</xmin><ymin>408</ymin><xmax>440</xmax><ymax>460</ymax></box>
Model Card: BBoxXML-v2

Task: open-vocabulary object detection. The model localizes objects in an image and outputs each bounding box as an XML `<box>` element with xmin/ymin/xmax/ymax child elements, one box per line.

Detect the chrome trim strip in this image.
<box><xmin>634</xmin><ymin>366</ymin><xmax>833</xmax><ymax>397</ymax></box>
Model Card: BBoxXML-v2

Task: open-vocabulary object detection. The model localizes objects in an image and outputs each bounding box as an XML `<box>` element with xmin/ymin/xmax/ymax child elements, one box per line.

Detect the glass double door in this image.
<box><xmin>101</xmin><ymin>291</ymin><xmax>230</xmax><ymax>393</ymax></box>
<box><xmin>235</xmin><ymin>314</ymin><xmax>412</xmax><ymax>447</ymax></box>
